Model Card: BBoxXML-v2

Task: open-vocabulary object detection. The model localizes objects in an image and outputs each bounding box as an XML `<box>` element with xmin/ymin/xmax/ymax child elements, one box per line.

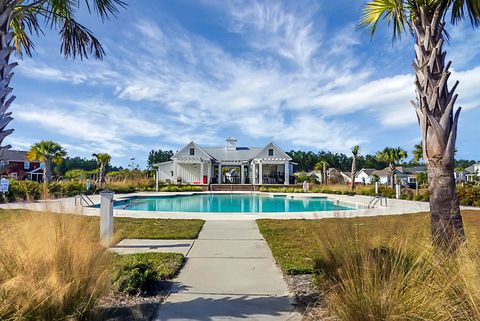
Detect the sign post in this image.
<box><xmin>0</xmin><ymin>178</ymin><xmax>9</xmax><ymax>193</ymax></box>
<box><xmin>100</xmin><ymin>190</ymin><xmax>114</xmax><ymax>247</ymax></box>
<box><xmin>396</xmin><ymin>184</ymin><xmax>401</xmax><ymax>200</ymax></box>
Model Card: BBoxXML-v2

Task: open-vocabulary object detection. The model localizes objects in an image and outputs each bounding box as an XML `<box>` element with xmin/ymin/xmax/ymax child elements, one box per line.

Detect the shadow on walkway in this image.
<box><xmin>157</xmin><ymin>294</ymin><xmax>299</xmax><ymax>321</ymax></box>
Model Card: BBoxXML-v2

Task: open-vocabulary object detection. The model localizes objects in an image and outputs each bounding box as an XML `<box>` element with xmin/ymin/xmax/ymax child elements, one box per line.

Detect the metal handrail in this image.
<box><xmin>75</xmin><ymin>194</ymin><xmax>95</xmax><ymax>206</ymax></box>
<box><xmin>368</xmin><ymin>195</ymin><xmax>388</xmax><ymax>209</ymax></box>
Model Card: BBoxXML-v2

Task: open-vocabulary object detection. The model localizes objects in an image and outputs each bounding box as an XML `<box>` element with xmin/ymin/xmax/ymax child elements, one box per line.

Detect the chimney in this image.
<box><xmin>226</xmin><ymin>137</ymin><xmax>237</xmax><ymax>151</ymax></box>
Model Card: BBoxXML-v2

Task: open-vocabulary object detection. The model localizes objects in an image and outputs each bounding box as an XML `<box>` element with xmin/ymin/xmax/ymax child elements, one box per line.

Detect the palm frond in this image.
<box><xmin>358</xmin><ymin>0</ymin><xmax>412</xmax><ymax>41</ymax></box>
<box><xmin>8</xmin><ymin>0</ymin><xmax>125</xmax><ymax>60</ymax></box>
<box><xmin>451</xmin><ymin>0</ymin><xmax>480</xmax><ymax>27</ymax></box>
<box><xmin>85</xmin><ymin>0</ymin><xmax>127</xmax><ymax>20</ymax></box>
<box><xmin>10</xmin><ymin>6</ymin><xmax>43</xmax><ymax>57</ymax></box>
<box><xmin>44</xmin><ymin>0</ymin><xmax>77</xmax><ymax>28</ymax></box>
<box><xmin>60</xmin><ymin>18</ymin><xmax>105</xmax><ymax>59</ymax></box>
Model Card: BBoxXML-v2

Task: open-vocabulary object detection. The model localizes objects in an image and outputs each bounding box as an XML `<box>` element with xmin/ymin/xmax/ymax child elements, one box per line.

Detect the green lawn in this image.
<box><xmin>257</xmin><ymin>211</ymin><xmax>480</xmax><ymax>275</ymax></box>
<box><xmin>0</xmin><ymin>209</ymin><xmax>204</xmax><ymax>240</ymax></box>
<box><xmin>114</xmin><ymin>217</ymin><xmax>204</xmax><ymax>239</ymax></box>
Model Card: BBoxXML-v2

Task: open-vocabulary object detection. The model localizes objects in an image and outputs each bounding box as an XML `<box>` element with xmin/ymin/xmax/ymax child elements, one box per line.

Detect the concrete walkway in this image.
<box><xmin>112</xmin><ymin>239</ymin><xmax>195</xmax><ymax>255</ymax></box>
<box><xmin>155</xmin><ymin>220</ymin><xmax>301</xmax><ymax>321</ymax></box>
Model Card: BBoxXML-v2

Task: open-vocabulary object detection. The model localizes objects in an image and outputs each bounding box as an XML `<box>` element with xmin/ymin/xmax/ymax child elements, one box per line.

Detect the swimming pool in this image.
<box><xmin>111</xmin><ymin>193</ymin><xmax>354</xmax><ymax>213</ymax></box>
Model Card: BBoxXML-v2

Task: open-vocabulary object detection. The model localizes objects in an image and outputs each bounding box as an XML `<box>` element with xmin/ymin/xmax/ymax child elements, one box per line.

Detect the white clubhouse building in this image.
<box><xmin>156</xmin><ymin>137</ymin><xmax>294</xmax><ymax>185</ymax></box>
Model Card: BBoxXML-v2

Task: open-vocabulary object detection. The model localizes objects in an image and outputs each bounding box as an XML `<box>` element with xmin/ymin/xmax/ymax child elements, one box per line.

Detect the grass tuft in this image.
<box><xmin>0</xmin><ymin>213</ymin><xmax>111</xmax><ymax>321</ymax></box>
<box><xmin>259</xmin><ymin>211</ymin><xmax>480</xmax><ymax>321</ymax></box>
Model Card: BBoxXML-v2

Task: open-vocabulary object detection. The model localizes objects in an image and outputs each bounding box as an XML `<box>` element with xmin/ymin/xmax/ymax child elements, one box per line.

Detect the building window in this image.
<box><xmin>268</xmin><ymin>148</ymin><xmax>274</xmax><ymax>156</ymax></box>
<box><xmin>190</xmin><ymin>148</ymin><xmax>195</xmax><ymax>155</ymax></box>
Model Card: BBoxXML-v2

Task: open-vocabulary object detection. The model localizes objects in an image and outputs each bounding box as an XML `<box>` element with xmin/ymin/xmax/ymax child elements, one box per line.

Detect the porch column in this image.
<box><xmin>251</xmin><ymin>163</ymin><xmax>255</xmax><ymax>184</ymax></box>
<box><xmin>200</xmin><ymin>161</ymin><xmax>204</xmax><ymax>184</ymax></box>
<box><xmin>173</xmin><ymin>159</ymin><xmax>178</xmax><ymax>184</ymax></box>
<box><xmin>284</xmin><ymin>161</ymin><xmax>289</xmax><ymax>185</ymax></box>
<box><xmin>259</xmin><ymin>161</ymin><xmax>263</xmax><ymax>185</ymax></box>
<box><xmin>155</xmin><ymin>167</ymin><xmax>159</xmax><ymax>192</ymax></box>
<box><xmin>207</xmin><ymin>162</ymin><xmax>211</xmax><ymax>184</ymax></box>
<box><xmin>218</xmin><ymin>163</ymin><xmax>222</xmax><ymax>184</ymax></box>
<box><xmin>241</xmin><ymin>164</ymin><xmax>245</xmax><ymax>184</ymax></box>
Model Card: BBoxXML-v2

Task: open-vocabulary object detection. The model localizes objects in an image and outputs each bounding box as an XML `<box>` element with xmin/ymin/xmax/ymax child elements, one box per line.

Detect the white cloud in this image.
<box><xmin>11</xmin><ymin>0</ymin><xmax>480</xmax><ymax>162</ymax></box>
<box><xmin>17</xmin><ymin>59</ymin><xmax>120</xmax><ymax>85</ymax></box>
<box><xmin>220</xmin><ymin>0</ymin><xmax>322</xmax><ymax>68</ymax></box>
<box><xmin>13</xmin><ymin>100</ymin><xmax>163</xmax><ymax>157</ymax></box>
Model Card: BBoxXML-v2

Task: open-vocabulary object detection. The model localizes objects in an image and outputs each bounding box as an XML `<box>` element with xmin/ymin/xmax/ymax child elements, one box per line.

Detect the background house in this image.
<box><xmin>0</xmin><ymin>150</ymin><xmax>43</xmax><ymax>181</ymax></box>
<box><xmin>356</xmin><ymin>168</ymin><xmax>376</xmax><ymax>184</ymax></box>
<box><xmin>356</xmin><ymin>166</ymin><xmax>426</xmax><ymax>187</ymax></box>
<box><xmin>463</xmin><ymin>163</ymin><xmax>480</xmax><ymax>182</ymax></box>
<box><xmin>307</xmin><ymin>170</ymin><xmax>323</xmax><ymax>183</ymax></box>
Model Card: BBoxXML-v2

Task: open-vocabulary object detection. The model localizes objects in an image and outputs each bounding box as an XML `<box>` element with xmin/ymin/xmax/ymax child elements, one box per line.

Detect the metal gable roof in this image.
<box><xmin>202</xmin><ymin>147</ymin><xmax>262</xmax><ymax>161</ymax></box>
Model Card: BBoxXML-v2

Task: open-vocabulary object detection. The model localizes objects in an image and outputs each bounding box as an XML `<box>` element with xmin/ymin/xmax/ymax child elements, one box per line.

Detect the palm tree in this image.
<box><xmin>359</xmin><ymin>0</ymin><xmax>477</xmax><ymax>250</ymax></box>
<box><xmin>350</xmin><ymin>145</ymin><xmax>360</xmax><ymax>192</ymax></box>
<box><xmin>0</xmin><ymin>0</ymin><xmax>125</xmax><ymax>157</ymax></box>
<box><xmin>27</xmin><ymin>141</ymin><xmax>66</xmax><ymax>183</ymax></box>
<box><xmin>93</xmin><ymin>153</ymin><xmax>111</xmax><ymax>185</ymax></box>
<box><xmin>416</xmin><ymin>171</ymin><xmax>428</xmax><ymax>195</ymax></box>
<box><xmin>413</xmin><ymin>142</ymin><xmax>424</xmax><ymax>164</ymax></box>
<box><xmin>314</xmin><ymin>160</ymin><xmax>329</xmax><ymax>184</ymax></box>
<box><xmin>376</xmin><ymin>147</ymin><xmax>408</xmax><ymax>189</ymax></box>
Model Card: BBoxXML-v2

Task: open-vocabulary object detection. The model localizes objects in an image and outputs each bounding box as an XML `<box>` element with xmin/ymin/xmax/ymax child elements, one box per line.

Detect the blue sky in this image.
<box><xmin>6</xmin><ymin>0</ymin><xmax>480</xmax><ymax>167</ymax></box>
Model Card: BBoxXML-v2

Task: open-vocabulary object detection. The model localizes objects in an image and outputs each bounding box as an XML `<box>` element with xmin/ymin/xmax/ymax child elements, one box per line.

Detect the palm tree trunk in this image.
<box><xmin>98</xmin><ymin>164</ymin><xmax>104</xmax><ymax>185</ymax></box>
<box><xmin>0</xmin><ymin>3</ymin><xmax>16</xmax><ymax>155</ymax></box>
<box><xmin>412</xmin><ymin>5</ymin><xmax>464</xmax><ymax>250</ymax></box>
<box><xmin>44</xmin><ymin>158</ymin><xmax>52</xmax><ymax>182</ymax></box>
<box><xmin>428</xmin><ymin>164</ymin><xmax>464</xmax><ymax>249</ymax></box>
<box><xmin>351</xmin><ymin>159</ymin><xmax>356</xmax><ymax>192</ymax></box>
<box><xmin>389</xmin><ymin>163</ymin><xmax>395</xmax><ymax>189</ymax></box>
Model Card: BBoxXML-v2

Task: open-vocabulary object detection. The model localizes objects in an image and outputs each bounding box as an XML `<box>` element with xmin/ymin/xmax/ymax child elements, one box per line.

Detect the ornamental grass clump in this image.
<box><xmin>0</xmin><ymin>213</ymin><xmax>111</xmax><ymax>321</ymax></box>
<box><xmin>314</xmin><ymin>220</ymin><xmax>480</xmax><ymax>321</ymax></box>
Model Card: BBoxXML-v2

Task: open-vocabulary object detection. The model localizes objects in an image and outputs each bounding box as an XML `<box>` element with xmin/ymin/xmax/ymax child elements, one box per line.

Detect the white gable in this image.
<box><xmin>253</xmin><ymin>142</ymin><xmax>291</xmax><ymax>160</ymax></box>
<box><xmin>172</xmin><ymin>141</ymin><xmax>212</xmax><ymax>161</ymax></box>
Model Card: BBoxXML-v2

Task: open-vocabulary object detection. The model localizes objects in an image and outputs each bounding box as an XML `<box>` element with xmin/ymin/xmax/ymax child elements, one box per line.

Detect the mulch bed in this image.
<box><xmin>285</xmin><ymin>274</ymin><xmax>338</xmax><ymax>321</ymax></box>
<box><xmin>93</xmin><ymin>281</ymin><xmax>172</xmax><ymax>321</ymax></box>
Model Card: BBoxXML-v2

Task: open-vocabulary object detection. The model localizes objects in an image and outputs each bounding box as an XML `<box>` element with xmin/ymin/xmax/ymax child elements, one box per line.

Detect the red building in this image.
<box><xmin>0</xmin><ymin>150</ymin><xmax>43</xmax><ymax>181</ymax></box>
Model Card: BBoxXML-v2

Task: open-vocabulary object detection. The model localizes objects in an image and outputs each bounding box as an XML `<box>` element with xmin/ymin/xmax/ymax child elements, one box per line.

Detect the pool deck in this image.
<box><xmin>1</xmin><ymin>191</ymin><xmax>478</xmax><ymax>220</ymax></box>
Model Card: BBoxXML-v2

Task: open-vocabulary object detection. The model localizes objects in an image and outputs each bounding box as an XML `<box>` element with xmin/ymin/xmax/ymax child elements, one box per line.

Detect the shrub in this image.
<box><xmin>62</xmin><ymin>181</ymin><xmax>86</xmax><ymax>196</ymax></box>
<box><xmin>47</xmin><ymin>181</ymin><xmax>86</xmax><ymax>198</ymax></box>
<box><xmin>47</xmin><ymin>182</ymin><xmax>64</xmax><ymax>198</ymax></box>
<box><xmin>112</xmin><ymin>260</ymin><xmax>158</xmax><ymax>295</ymax></box>
<box><xmin>6</xmin><ymin>180</ymin><xmax>42</xmax><ymax>201</ymax></box>
<box><xmin>458</xmin><ymin>185</ymin><xmax>480</xmax><ymax>207</ymax></box>
<box><xmin>0</xmin><ymin>213</ymin><xmax>111</xmax><ymax>320</ymax></box>
<box><xmin>112</xmin><ymin>253</ymin><xmax>184</xmax><ymax>295</ymax></box>
<box><xmin>159</xmin><ymin>185</ymin><xmax>203</xmax><ymax>192</ymax></box>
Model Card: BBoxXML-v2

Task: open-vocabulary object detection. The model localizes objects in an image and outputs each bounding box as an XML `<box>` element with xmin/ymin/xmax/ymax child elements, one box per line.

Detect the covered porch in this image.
<box><xmin>251</xmin><ymin>159</ymin><xmax>292</xmax><ymax>185</ymax></box>
<box><xmin>172</xmin><ymin>157</ymin><xmax>212</xmax><ymax>184</ymax></box>
<box><xmin>215</xmin><ymin>161</ymin><xmax>250</xmax><ymax>184</ymax></box>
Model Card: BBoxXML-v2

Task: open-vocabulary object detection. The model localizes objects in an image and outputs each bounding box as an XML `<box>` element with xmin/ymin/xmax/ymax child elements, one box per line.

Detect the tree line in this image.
<box><xmin>287</xmin><ymin>149</ymin><xmax>478</xmax><ymax>173</ymax></box>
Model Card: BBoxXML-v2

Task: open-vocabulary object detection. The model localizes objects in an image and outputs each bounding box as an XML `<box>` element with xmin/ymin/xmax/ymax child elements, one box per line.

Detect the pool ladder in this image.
<box><xmin>75</xmin><ymin>194</ymin><xmax>95</xmax><ymax>206</ymax></box>
<box><xmin>368</xmin><ymin>195</ymin><xmax>387</xmax><ymax>208</ymax></box>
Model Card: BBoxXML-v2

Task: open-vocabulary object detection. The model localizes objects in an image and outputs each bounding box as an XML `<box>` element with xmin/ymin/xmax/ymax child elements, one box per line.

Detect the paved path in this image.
<box><xmin>155</xmin><ymin>220</ymin><xmax>301</xmax><ymax>321</ymax></box>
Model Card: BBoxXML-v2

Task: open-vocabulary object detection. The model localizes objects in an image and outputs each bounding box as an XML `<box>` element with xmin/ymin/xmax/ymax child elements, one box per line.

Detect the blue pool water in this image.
<box><xmin>111</xmin><ymin>194</ymin><xmax>353</xmax><ymax>213</ymax></box>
